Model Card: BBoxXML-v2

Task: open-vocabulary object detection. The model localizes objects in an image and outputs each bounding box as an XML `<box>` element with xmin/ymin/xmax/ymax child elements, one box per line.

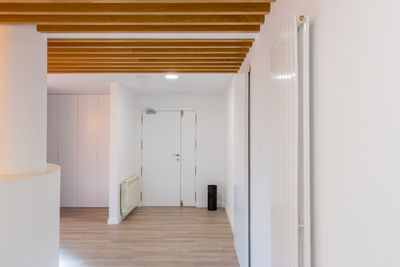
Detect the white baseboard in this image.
<box><xmin>196</xmin><ymin>202</ymin><xmax>225</xmax><ymax>208</ymax></box>
<box><xmin>225</xmin><ymin>207</ymin><xmax>234</xmax><ymax>232</ymax></box>
<box><xmin>107</xmin><ymin>216</ymin><xmax>122</xmax><ymax>225</ymax></box>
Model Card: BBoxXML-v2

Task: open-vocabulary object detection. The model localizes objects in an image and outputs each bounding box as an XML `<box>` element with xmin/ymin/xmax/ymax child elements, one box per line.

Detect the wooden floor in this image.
<box><xmin>60</xmin><ymin>207</ymin><xmax>239</xmax><ymax>267</ymax></box>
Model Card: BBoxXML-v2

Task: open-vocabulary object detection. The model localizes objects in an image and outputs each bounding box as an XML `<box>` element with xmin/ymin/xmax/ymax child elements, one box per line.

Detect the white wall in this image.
<box><xmin>225</xmin><ymin>73</ymin><xmax>249</xmax><ymax>266</ymax></box>
<box><xmin>109</xmin><ymin>83</ymin><xmax>138</xmax><ymax>224</ymax></box>
<box><xmin>311</xmin><ymin>0</ymin><xmax>400</xmax><ymax>266</ymax></box>
<box><xmin>135</xmin><ymin>94</ymin><xmax>226</xmax><ymax>207</ymax></box>
<box><xmin>232</xmin><ymin>0</ymin><xmax>400</xmax><ymax>266</ymax></box>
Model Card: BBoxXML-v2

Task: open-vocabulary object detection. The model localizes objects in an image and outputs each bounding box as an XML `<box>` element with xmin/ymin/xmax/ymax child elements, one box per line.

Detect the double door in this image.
<box><xmin>141</xmin><ymin>110</ymin><xmax>196</xmax><ymax>207</ymax></box>
<box><xmin>47</xmin><ymin>95</ymin><xmax>109</xmax><ymax>207</ymax></box>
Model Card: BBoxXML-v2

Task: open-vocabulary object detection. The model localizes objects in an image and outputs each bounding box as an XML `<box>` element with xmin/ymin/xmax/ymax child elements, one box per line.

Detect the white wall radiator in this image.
<box><xmin>120</xmin><ymin>175</ymin><xmax>141</xmax><ymax>217</ymax></box>
<box><xmin>270</xmin><ymin>15</ymin><xmax>311</xmax><ymax>267</ymax></box>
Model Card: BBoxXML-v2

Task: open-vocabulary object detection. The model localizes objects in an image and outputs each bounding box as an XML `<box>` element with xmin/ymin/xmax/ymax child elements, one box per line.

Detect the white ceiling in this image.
<box><xmin>47</xmin><ymin>73</ymin><xmax>235</xmax><ymax>95</ymax></box>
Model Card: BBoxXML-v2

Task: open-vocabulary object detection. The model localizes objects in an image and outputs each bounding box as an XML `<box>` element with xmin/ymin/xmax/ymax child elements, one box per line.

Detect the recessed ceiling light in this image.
<box><xmin>165</xmin><ymin>74</ymin><xmax>179</xmax><ymax>80</ymax></box>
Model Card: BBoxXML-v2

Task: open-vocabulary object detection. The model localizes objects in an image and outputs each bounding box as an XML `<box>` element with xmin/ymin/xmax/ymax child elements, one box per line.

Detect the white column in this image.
<box><xmin>0</xmin><ymin>25</ymin><xmax>60</xmax><ymax>267</ymax></box>
<box><xmin>0</xmin><ymin>25</ymin><xmax>47</xmax><ymax>174</ymax></box>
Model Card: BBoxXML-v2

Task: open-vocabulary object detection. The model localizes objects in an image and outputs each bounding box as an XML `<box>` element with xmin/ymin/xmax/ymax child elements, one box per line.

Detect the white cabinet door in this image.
<box><xmin>181</xmin><ymin>111</ymin><xmax>196</xmax><ymax>207</ymax></box>
<box><xmin>58</xmin><ymin>95</ymin><xmax>79</xmax><ymax>207</ymax></box>
<box><xmin>77</xmin><ymin>95</ymin><xmax>99</xmax><ymax>207</ymax></box>
<box><xmin>47</xmin><ymin>95</ymin><xmax>58</xmax><ymax>165</ymax></box>
<box><xmin>48</xmin><ymin>94</ymin><xmax>110</xmax><ymax>208</ymax></box>
<box><xmin>97</xmin><ymin>95</ymin><xmax>110</xmax><ymax>207</ymax></box>
<box><xmin>142</xmin><ymin>111</ymin><xmax>181</xmax><ymax>206</ymax></box>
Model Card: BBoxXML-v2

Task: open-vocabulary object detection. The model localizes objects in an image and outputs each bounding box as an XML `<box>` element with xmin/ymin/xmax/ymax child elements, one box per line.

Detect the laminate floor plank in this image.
<box><xmin>60</xmin><ymin>207</ymin><xmax>239</xmax><ymax>267</ymax></box>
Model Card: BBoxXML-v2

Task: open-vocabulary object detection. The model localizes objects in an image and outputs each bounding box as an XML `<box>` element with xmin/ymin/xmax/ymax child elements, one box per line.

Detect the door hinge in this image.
<box><xmin>141</xmin><ymin>140</ymin><xmax>143</xmax><ymax>150</ymax></box>
<box><xmin>195</xmin><ymin>140</ymin><xmax>197</xmax><ymax>149</ymax></box>
<box><xmin>141</xmin><ymin>114</ymin><xmax>143</xmax><ymax>124</ymax></box>
<box><xmin>141</xmin><ymin>166</ymin><xmax>143</xmax><ymax>176</ymax></box>
<box><xmin>181</xmin><ymin>110</ymin><xmax>184</xmax><ymax>117</ymax></box>
<box><xmin>195</xmin><ymin>166</ymin><xmax>197</xmax><ymax>175</ymax></box>
<box><xmin>195</xmin><ymin>192</ymin><xmax>197</xmax><ymax>201</ymax></box>
<box><xmin>195</xmin><ymin>114</ymin><xmax>198</xmax><ymax>123</ymax></box>
<box><xmin>180</xmin><ymin>200</ymin><xmax>183</xmax><ymax>207</ymax></box>
<box><xmin>140</xmin><ymin>192</ymin><xmax>142</xmax><ymax>201</ymax></box>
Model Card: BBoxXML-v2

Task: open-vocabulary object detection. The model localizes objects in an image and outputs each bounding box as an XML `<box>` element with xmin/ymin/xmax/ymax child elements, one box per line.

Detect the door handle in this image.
<box><xmin>173</xmin><ymin>153</ymin><xmax>180</xmax><ymax>157</ymax></box>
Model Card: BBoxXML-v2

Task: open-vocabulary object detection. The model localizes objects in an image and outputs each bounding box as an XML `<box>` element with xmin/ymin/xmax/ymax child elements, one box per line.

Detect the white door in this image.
<box><xmin>142</xmin><ymin>110</ymin><xmax>196</xmax><ymax>207</ymax></box>
<box><xmin>142</xmin><ymin>111</ymin><xmax>181</xmax><ymax>206</ymax></box>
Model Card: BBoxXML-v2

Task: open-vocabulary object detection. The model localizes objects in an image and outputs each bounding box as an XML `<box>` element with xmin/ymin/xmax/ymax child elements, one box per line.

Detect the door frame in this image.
<box><xmin>140</xmin><ymin>108</ymin><xmax>198</xmax><ymax>207</ymax></box>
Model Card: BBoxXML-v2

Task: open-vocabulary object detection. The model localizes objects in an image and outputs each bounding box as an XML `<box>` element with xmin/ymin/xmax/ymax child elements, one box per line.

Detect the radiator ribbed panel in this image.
<box><xmin>270</xmin><ymin>17</ymin><xmax>299</xmax><ymax>267</ymax></box>
<box><xmin>120</xmin><ymin>175</ymin><xmax>141</xmax><ymax>217</ymax></box>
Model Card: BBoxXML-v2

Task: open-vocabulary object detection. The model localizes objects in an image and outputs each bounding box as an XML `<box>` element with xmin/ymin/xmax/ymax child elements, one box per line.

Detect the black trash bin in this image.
<box><xmin>208</xmin><ymin>185</ymin><xmax>217</xmax><ymax>211</ymax></box>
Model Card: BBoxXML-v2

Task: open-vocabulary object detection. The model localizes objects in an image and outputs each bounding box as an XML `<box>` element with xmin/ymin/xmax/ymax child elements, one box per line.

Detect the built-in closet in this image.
<box><xmin>47</xmin><ymin>95</ymin><xmax>110</xmax><ymax>207</ymax></box>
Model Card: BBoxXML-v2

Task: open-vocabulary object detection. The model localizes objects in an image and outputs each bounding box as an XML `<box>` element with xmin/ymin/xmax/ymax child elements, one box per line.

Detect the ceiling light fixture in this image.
<box><xmin>165</xmin><ymin>74</ymin><xmax>179</xmax><ymax>80</ymax></box>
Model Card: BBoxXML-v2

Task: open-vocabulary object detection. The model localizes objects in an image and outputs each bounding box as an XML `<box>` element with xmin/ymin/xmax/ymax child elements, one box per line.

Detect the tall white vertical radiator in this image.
<box><xmin>270</xmin><ymin>15</ymin><xmax>311</xmax><ymax>267</ymax></box>
<box><xmin>120</xmin><ymin>175</ymin><xmax>141</xmax><ymax>217</ymax></box>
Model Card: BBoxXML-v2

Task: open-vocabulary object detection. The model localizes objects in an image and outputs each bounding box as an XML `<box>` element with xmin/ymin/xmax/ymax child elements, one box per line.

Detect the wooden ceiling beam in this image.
<box><xmin>49</xmin><ymin>66</ymin><xmax>241</xmax><ymax>69</ymax></box>
<box><xmin>48</xmin><ymin>53</ymin><xmax>246</xmax><ymax>58</ymax></box>
<box><xmin>48</xmin><ymin>70</ymin><xmax>238</xmax><ymax>73</ymax></box>
<box><xmin>48</xmin><ymin>70</ymin><xmax>239</xmax><ymax>74</ymax></box>
<box><xmin>47</xmin><ymin>41</ymin><xmax>254</xmax><ymax>48</ymax></box>
<box><xmin>37</xmin><ymin>24</ymin><xmax>260</xmax><ymax>33</ymax></box>
<box><xmin>0</xmin><ymin>15</ymin><xmax>265</xmax><ymax>25</ymax></box>
<box><xmin>48</xmin><ymin>47</ymin><xmax>250</xmax><ymax>53</ymax></box>
<box><xmin>48</xmin><ymin>66</ymin><xmax>239</xmax><ymax>70</ymax></box>
<box><xmin>48</xmin><ymin>62</ymin><xmax>242</xmax><ymax>66</ymax></box>
<box><xmin>0</xmin><ymin>3</ymin><xmax>270</xmax><ymax>15</ymax></box>
<box><xmin>0</xmin><ymin>1</ymin><xmax>273</xmax><ymax>3</ymax></box>
<box><xmin>47</xmin><ymin>58</ymin><xmax>244</xmax><ymax>63</ymax></box>
<box><xmin>47</xmin><ymin>38</ymin><xmax>254</xmax><ymax>43</ymax></box>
